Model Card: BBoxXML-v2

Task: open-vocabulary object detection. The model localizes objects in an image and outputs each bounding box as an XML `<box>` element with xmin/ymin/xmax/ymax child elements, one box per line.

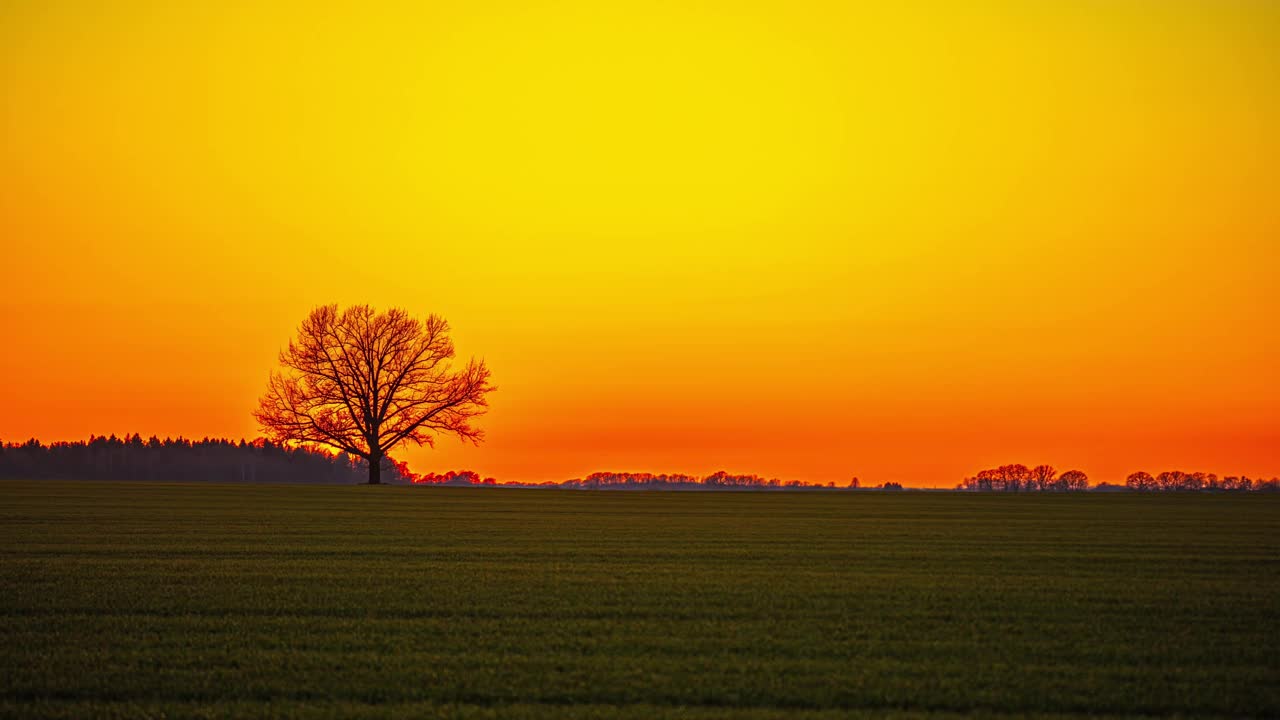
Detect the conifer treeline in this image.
<box><xmin>0</xmin><ymin>435</ymin><xmax>392</xmax><ymax>484</ymax></box>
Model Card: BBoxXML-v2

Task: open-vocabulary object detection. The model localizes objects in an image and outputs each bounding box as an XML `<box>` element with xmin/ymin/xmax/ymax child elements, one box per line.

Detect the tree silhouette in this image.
<box><xmin>1031</xmin><ymin>464</ymin><xmax>1057</xmax><ymax>491</ymax></box>
<box><xmin>1125</xmin><ymin>471</ymin><xmax>1156</xmax><ymax>491</ymax></box>
<box><xmin>255</xmin><ymin>305</ymin><xmax>495</xmax><ymax>484</ymax></box>
<box><xmin>1157</xmin><ymin>470</ymin><xmax>1184</xmax><ymax>492</ymax></box>
<box><xmin>1059</xmin><ymin>469</ymin><xmax>1089</xmax><ymax>491</ymax></box>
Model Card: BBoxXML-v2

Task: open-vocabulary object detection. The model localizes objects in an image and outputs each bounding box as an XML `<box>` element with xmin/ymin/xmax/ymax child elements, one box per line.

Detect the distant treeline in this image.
<box><xmin>568</xmin><ymin>471</ymin><xmax>797</xmax><ymax>489</ymax></box>
<box><xmin>7</xmin><ymin>437</ymin><xmax>1277</xmax><ymax>491</ymax></box>
<box><xmin>408</xmin><ymin>470</ymin><xmax>868</xmax><ymax>490</ymax></box>
<box><xmin>959</xmin><ymin>464</ymin><xmax>1278</xmax><ymax>492</ymax></box>
<box><xmin>413</xmin><ymin>469</ymin><xmax>497</xmax><ymax>485</ymax></box>
<box><xmin>0</xmin><ymin>438</ymin><xmax>848</xmax><ymax>489</ymax></box>
<box><xmin>959</xmin><ymin>465</ymin><xmax>1090</xmax><ymax>492</ymax></box>
<box><xmin>1122</xmin><ymin>470</ymin><xmax>1278</xmax><ymax>492</ymax></box>
<box><xmin>0</xmin><ymin>435</ymin><xmax>394</xmax><ymax>484</ymax></box>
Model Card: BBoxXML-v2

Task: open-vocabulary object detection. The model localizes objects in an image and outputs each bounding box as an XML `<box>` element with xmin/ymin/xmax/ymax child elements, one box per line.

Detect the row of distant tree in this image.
<box><xmin>412</xmin><ymin>469</ymin><xmax>497</xmax><ymax>485</ymax></box>
<box><xmin>0</xmin><ymin>435</ymin><xmax>384</xmax><ymax>484</ymax></box>
<box><xmin>407</xmin><ymin>470</ymin><xmax>868</xmax><ymax>490</ymax></box>
<box><xmin>566</xmin><ymin>471</ymin><xmax>805</xmax><ymax>489</ymax></box>
<box><xmin>959</xmin><ymin>463</ymin><xmax>1279</xmax><ymax>492</ymax></box>
<box><xmin>0</xmin><ymin>437</ymin><xmax>850</xmax><ymax>489</ymax></box>
<box><xmin>5</xmin><ymin>437</ymin><xmax>1277</xmax><ymax>491</ymax></box>
<box><xmin>1122</xmin><ymin>470</ymin><xmax>1278</xmax><ymax>492</ymax></box>
<box><xmin>0</xmin><ymin>437</ymin><xmax>851</xmax><ymax>489</ymax></box>
<box><xmin>959</xmin><ymin>465</ymin><xmax>1090</xmax><ymax>492</ymax></box>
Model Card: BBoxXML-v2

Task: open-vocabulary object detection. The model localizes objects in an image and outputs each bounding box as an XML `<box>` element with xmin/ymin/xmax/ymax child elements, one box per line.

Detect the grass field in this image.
<box><xmin>1</xmin><ymin>481</ymin><xmax>1277</xmax><ymax>719</ymax></box>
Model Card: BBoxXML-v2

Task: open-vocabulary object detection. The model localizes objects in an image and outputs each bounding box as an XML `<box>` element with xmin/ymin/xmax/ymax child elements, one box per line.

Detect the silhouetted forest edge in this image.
<box><xmin>2</xmin><ymin>436</ymin><xmax>1276</xmax><ymax>492</ymax></box>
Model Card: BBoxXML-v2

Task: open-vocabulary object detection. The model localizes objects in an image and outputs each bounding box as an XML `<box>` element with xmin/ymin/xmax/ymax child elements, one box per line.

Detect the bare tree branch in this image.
<box><xmin>254</xmin><ymin>304</ymin><xmax>495</xmax><ymax>484</ymax></box>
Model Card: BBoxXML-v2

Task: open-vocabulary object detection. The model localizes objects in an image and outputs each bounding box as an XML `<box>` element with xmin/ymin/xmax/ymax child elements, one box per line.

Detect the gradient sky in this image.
<box><xmin>2</xmin><ymin>1</ymin><xmax>1278</xmax><ymax>486</ymax></box>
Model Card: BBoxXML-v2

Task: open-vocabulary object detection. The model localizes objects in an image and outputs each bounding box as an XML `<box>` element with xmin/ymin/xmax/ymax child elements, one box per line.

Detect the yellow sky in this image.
<box><xmin>2</xmin><ymin>1</ymin><xmax>1278</xmax><ymax>485</ymax></box>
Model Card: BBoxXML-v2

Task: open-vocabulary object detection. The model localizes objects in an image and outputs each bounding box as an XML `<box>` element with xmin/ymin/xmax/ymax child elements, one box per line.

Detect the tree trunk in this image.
<box><xmin>367</xmin><ymin>456</ymin><xmax>382</xmax><ymax>485</ymax></box>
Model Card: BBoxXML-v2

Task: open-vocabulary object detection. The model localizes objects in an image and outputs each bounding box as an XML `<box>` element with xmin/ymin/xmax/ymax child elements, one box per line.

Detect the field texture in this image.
<box><xmin>1</xmin><ymin>481</ymin><xmax>1277</xmax><ymax>719</ymax></box>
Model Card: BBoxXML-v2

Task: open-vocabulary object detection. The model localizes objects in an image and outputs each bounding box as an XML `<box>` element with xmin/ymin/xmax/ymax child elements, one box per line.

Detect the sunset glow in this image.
<box><xmin>3</xmin><ymin>1</ymin><xmax>1277</xmax><ymax>485</ymax></box>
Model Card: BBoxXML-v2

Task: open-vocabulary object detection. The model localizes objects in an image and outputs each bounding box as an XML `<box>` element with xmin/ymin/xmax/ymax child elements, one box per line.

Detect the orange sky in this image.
<box><xmin>2</xmin><ymin>1</ymin><xmax>1278</xmax><ymax>486</ymax></box>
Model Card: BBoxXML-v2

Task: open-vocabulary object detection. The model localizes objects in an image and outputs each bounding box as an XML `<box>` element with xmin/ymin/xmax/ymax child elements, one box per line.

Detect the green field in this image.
<box><xmin>1</xmin><ymin>481</ymin><xmax>1277</xmax><ymax>719</ymax></box>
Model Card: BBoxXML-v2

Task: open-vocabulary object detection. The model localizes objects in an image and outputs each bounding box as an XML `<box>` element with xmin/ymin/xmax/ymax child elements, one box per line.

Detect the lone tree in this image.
<box><xmin>255</xmin><ymin>304</ymin><xmax>494</xmax><ymax>484</ymax></box>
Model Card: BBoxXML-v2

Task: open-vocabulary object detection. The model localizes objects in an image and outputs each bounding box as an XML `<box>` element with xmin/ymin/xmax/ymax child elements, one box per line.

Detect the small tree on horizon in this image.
<box><xmin>1126</xmin><ymin>471</ymin><xmax>1156</xmax><ymax>491</ymax></box>
<box><xmin>1031</xmin><ymin>464</ymin><xmax>1057</xmax><ymax>491</ymax></box>
<box><xmin>1059</xmin><ymin>469</ymin><xmax>1090</xmax><ymax>491</ymax></box>
<box><xmin>254</xmin><ymin>304</ymin><xmax>495</xmax><ymax>484</ymax></box>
